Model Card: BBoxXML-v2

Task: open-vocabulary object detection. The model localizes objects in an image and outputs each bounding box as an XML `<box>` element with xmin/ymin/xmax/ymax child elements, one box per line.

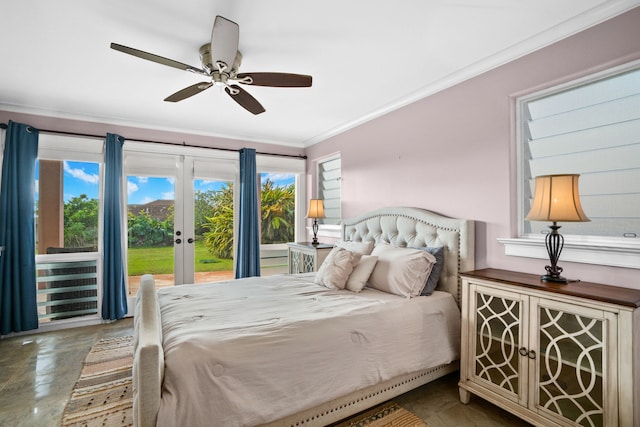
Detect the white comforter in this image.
<box><xmin>155</xmin><ymin>273</ymin><xmax>460</xmax><ymax>427</ymax></box>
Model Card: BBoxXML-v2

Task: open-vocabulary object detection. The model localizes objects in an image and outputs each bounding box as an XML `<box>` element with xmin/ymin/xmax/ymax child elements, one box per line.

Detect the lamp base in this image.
<box><xmin>540</xmin><ymin>222</ymin><xmax>569</xmax><ymax>284</ymax></box>
<box><xmin>311</xmin><ymin>218</ymin><xmax>319</xmax><ymax>245</ymax></box>
<box><xmin>541</xmin><ymin>274</ymin><xmax>568</xmax><ymax>284</ymax></box>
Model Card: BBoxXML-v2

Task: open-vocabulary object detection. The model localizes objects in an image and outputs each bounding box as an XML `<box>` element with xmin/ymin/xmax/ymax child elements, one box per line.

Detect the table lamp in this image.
<box><xmin>306</xmin><ymin>199</ymin><xmax>325</xmax><ymax>245</ymax></box>
<box><xmin>525</xmin><ymin>174</ymin><xmax>590</xmax><ymax>283</ymax></box>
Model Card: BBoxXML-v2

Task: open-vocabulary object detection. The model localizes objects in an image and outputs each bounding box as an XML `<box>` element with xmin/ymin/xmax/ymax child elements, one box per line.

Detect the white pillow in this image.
<box><xmin>314</xmin><ymin>247</ymin><xmax>360</xmax><ymax>290</ymax></box>
<box><xmin>335</xmin><ymin>240</ymin><xmax>374</xmax><ymax>255</ymax></box>
<box><xmin>368</xmin><ymin>243</ymin><xmax>436</xmax><ymax>297</ymax></box>
<box><xmin>345</xmin><ymin>255</ymin><xmax>378</xmax><ymax>292</ymax></box>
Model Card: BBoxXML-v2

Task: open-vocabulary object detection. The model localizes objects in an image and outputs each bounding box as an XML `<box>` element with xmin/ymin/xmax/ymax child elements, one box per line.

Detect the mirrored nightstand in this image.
<box><xmin>287</xmin><ymin>242</ymin><xmax>333</xmax><ymax>274</ymax></box>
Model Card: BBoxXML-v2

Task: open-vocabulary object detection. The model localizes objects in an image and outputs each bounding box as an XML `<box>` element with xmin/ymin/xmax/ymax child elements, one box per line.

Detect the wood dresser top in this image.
<box><xmin>461</xmin><ymin>268</ymin><xmax>640</xmax><ymax>308</ymax></box>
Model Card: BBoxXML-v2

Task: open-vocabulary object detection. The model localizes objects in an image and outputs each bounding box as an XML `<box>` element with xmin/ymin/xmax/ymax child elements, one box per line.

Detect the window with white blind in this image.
<box><xmin>504</xmin><ymin>60</ymin><xmax>640</xmax><ymax>269</ymax></box>
<box><xmin>317</xmin><ymin>156</ymin><xmax>341</xmax><ymax>226</ymax></box>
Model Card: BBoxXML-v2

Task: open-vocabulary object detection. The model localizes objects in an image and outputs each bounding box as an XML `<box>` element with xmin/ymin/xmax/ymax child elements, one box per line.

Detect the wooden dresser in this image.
<box><xmin>459</xmin><ymin>268</ymin><xmax>640</xmax><ymax>427</ymax></box>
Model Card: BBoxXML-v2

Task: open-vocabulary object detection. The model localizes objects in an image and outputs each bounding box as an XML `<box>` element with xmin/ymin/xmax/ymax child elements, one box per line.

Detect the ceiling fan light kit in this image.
<box><xmin>111</xmin><ymin>15</ymin><xmax>312</xmax><ymax>115</ymax></box>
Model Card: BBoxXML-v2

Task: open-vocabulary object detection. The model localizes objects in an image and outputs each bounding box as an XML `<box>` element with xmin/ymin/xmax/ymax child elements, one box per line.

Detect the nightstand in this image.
<box><xmin>287</xmin><ymin>242</ymin><xmax>333</xmax><ymax>274</ymax></box>
<box><xmin>459</xmin><ymin>268</ymin><xmax>640</xmax><ymax>427</ymax></box>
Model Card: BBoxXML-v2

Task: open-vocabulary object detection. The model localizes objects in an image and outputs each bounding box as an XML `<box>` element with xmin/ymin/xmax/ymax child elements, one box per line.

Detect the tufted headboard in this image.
<box><xmin>341</xmin><ymin>207</ymin><xmax>474</xmax><ymax>306</ymax></box>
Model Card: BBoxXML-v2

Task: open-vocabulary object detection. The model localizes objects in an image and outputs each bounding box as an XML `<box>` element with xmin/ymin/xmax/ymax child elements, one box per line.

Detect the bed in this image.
<box><xmin>133</xmin><ymin>206</ymin><xmax>475</xmax><ymax>427</ymax></box>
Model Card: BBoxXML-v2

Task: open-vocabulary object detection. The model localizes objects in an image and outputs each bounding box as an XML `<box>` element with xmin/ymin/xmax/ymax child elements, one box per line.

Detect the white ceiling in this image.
<box><xmin>0</xmin><ymin>1</ymin><xmax>637</xmax><ymax>148</ymax></box>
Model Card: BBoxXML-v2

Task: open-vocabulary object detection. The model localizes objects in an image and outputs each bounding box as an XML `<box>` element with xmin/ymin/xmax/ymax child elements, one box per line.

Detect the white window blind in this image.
<box><xmin>521</xmin><ymin>64</ymin><xmax>640</xmax><ymax>241</ymax></box>
<box><xmin>318</xmin><ymin>156</ymin><xmax>341</xmax><ymax>225</ymax></box>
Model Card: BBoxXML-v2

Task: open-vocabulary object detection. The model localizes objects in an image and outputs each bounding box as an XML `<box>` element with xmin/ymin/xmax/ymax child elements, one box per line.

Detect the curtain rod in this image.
<box><xmin>0</xmin><ymin>123</ymin><xmax>307</xmax><ymax>160</ymax></box>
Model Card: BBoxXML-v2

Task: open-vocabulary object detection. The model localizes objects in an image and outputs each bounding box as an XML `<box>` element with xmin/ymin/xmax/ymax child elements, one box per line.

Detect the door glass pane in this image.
<box><xmin>126</xmin><ymin>175</ymin><xmax>175</xmax><ymax>296</ymax></box>
<box><xmin>474</xmin><ymin>291</ymin><xmax>521</xmax><ymax>396</ymax></box>
<box><xmin>538</xmin><ymin>307</ymin><xmax>604</xmax><ymax>426</ymax></box>
<box><xmin>35</xmin><ymin>160</ymin><xmax>100</xmax><ymax>322</ymax></box>
<box><xmin>259</xmin><ymin>173</ymin><xmax>295</xmax><ymax>277</ymax></box>
<box><xmin>192</xmin><ymin>179</ymin><xmax>234</xmax><ymax>284</ymax></box>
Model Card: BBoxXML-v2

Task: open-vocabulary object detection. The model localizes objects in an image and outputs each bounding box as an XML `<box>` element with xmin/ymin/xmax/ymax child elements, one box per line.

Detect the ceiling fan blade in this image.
<box><xmin>225</xmin><ymin>85</ymin><xmax>265</xmax><ymax>115</ymax></box>
<box><xmin>210</xmin><ymin>16</ymin><xmax>239</xmax><ymax>72</ymax></box>
<box><xmin>236</xmin><ymin>72</ymin><xmax>313</xmax><ymax>87</ymax></box>
<box><xmin>164</xmin><ymin>82</ymin><xmax>213</xmax><ymax>102</ymax></box>
<box><xmin>111</xmin><ymin>43</ymin><xmax>206</xmax><ymax>75</ymax></box>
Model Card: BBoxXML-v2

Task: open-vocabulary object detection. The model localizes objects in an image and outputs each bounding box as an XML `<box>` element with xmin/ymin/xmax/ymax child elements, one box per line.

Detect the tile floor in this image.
<box><xmin>0</xmin><ymin>319</ymin><xmax>134</xmax><ymax>427</ymax></box>
<box><xmin>0</xmin><ymin>319</ymin><xmax>531</xmax><ymax>427</ymax></box>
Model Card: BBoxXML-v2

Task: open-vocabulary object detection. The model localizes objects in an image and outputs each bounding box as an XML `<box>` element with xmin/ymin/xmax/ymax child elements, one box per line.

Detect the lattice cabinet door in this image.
<box><xmin>468</xmin><ymin>284</ymin><xmax>530</xmax><ymax>405</ymax></box>
<box><xmin>529</xmin><ymin>298</ymin><xmax>618</xmax><ymax>427</ymax></box>
<box><xmin>459</xmin><ymin>270</ymin><xmax>638</xmax><ymax>427</ymax></box>
<box><xmin>289</xmin><ymin>250</ymin><xmax>302</xmax><ymax>274</ymax></box>
<box><xmin>287</xmin><ymin>242</ymin><xmax>333</xmax><ymax>274</ymax></box>
<box><xmin>302</xmin><ymin>253</ymin><xmax>315</xmax><ymax>273</ymax></box>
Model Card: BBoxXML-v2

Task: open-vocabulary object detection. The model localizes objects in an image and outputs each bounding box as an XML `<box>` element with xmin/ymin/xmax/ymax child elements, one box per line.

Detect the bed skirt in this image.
<box><xmin>262</xmin><ymin>362</ymin><xmax>458</xmax><ymax>427</ymax></box>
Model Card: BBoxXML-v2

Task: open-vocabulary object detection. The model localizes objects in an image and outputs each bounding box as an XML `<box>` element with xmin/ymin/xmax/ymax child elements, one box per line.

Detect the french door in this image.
<box><xmin>124</xmin><ymin>145</ymin><xmax>237</xmax><ymax>295</ymax></box>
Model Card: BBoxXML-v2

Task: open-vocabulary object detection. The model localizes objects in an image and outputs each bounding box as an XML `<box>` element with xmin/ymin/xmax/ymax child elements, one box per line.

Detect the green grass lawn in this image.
<box><xmin>127</xmin><ymin>240</ymin><xmax>233</xmax><ymax>276</ymax></box>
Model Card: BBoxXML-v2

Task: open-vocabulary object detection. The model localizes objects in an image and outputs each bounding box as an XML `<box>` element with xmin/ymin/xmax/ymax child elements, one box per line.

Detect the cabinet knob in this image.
<box><xmin>519</xmin><ymin>347</ymin><xmax>528</xmax><ymax>357</ymax></box>
<box><xmin>528</xmin><ymin>350</ymin><xmax>536</xmax><ymax>360</ymax></box>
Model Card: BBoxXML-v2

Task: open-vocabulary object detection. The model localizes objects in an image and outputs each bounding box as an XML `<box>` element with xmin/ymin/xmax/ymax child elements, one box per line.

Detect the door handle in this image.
<box><xmin>187</xmin><ymin>238</ymin><xmax>194</xmax><ymax>244</ymax></box>
<box><xmin>175</xmin><ymin>238</ymin><xmax>182</xmax><ymax>244</ymax></box>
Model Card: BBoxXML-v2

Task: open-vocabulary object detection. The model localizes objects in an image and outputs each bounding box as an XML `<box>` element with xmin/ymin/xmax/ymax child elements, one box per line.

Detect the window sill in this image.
<box><xmin>317</xmin><ymin>224</ymin><xmax>341</xmax><ymax>239</ymax></box>
<box><xmin>498</xmin><ymin>237</ymin><xmax>640</xmax><ymax>270</ymax></box>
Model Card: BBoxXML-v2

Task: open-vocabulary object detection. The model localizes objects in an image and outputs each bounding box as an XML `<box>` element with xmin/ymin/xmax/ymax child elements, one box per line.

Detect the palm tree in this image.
<box><xmin>260</xmin><ymin>179</ymin><xmax>295</xmax><ymax>244</ymax></box>
<box><xmin>203</xmin><ymin>179</ymin><xmax>296</xmax><ymax>258</ymax></box>
<box><xmin>203</xmin><ymin>183</ymin><xmax>235</xmax><ymax>259</ymax></box>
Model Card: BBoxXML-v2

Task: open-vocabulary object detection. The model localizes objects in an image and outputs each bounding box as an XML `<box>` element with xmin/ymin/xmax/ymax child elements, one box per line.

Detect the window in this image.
<box><xmin>258</xmin><ymin>172</ymin><xmax>295</xmax><ymax>276</ymax></box>
<box><xmin>317</xmin><ymin>155</ymin><xmax>341</xmax><ymax>226</ymax></box>
<box><xmin>506</xmin><ymin>60</ymin><xmax>640</xmax><ymax>269</ymax></box>
<box><xmin>259</xmin><ymin>172</ymin><xmax>296</xmax><ymax>245</ymax></box>
<box><xmin>36</xmin><ymin>160</ymin><xmax>100</xmax><ymax>254</ymax></box>
<box><xmin>255</xmin><ymin>154</ymin><xmax>305</xmax><ymax>275</ymax></box>
<box><xmin>35</xmin><ymin>134</ymin><xmax>104</xmax><ymax>323</ymax></box>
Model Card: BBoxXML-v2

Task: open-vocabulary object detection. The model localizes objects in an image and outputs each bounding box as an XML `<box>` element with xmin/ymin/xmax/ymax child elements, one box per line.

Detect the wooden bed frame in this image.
<box><xmin>133</xmin><ymin>206</ymin><xmax>475</xmax><ymax>426</ymax></box>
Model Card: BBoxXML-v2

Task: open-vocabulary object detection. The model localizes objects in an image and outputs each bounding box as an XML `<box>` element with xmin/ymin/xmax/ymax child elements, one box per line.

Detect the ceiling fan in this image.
<box><xmin>111</xmin><ymin>15</ymin><xmax>312</xmax><ymax>115</ymax></box>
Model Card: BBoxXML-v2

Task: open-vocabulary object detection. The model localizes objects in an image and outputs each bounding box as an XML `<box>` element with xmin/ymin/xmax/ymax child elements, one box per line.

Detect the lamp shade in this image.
<box><xmin>306</xmin><ymin>199</ymin><xmax>325</xmax><ymax>219</ymax></box>
<box><xmin>526</xmin><ymin>174</ymin><xmax>590</xmax><ymax>222</ymax></box>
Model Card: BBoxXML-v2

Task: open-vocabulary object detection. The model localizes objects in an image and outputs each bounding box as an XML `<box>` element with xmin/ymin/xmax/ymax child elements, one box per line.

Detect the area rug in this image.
<box><xmin>62</xmin><ymin>335</ymin><xmax>427</xmax><ymax>427</ymax></box>
<box><xmin>61</xmin><ymin>335</ymin><xmax>134</xmax><ymax>427</ymax></box>
<box><xmin>332</xmin><ymin>401</ymin><xmax>428</xmax><ymax>427</ymax></box>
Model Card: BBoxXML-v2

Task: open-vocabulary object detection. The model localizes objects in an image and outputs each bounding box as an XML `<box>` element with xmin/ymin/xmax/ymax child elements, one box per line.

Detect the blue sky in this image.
<box><xmin>36</xmin><ymin>161</ymin><xmax>295</xmax><ymax>205</ymax></box>
<box><xmin>127</xmin><ymin>173</ymin><xmax>295</xmax><ymax>204</ymax></box>
<box><xmin>35</xmin><ymin>161</ymin><xmax>100</xmax><ymax>202</ymax></box>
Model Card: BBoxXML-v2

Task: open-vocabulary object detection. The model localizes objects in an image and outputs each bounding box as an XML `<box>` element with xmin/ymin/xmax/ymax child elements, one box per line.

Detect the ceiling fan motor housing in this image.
<box><xmin>199</xmin><ymin>43</ymin><xmax>242</xmax><ymax>75</ymax></box>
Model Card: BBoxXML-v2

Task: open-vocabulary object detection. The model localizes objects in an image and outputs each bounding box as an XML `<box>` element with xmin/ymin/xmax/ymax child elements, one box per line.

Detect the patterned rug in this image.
<box><xmin>61</xmin><ymin>335</ymin><xmax>134</xmax><ymax>427</ymax></box>
<box><xmin>332</xmin><ymin>402</ymin><xmax>428</xmax><ymax>427</ymax></box>
<box><xmin>62</xmin><ymin>336</ymin><xmax>427</xmax><ymax>427</ymax></box>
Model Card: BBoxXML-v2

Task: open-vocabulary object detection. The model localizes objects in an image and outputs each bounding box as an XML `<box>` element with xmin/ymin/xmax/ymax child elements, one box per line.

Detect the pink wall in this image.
<box><xmin>305</xmin><ymin>7</ymin><xmax>640</xmax><ymax>288</ymax></box>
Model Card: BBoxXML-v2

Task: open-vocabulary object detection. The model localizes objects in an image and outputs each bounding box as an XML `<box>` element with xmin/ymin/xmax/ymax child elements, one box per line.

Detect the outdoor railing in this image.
<box><xmin>36</xmin><ymin>256</ymin><xmax>99</xmax><ymax>321</ymax></box>
<box><xmin>260</xmin><ymin>244</ymin><xmax>288</xmax><ymax>276</ymax></box>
